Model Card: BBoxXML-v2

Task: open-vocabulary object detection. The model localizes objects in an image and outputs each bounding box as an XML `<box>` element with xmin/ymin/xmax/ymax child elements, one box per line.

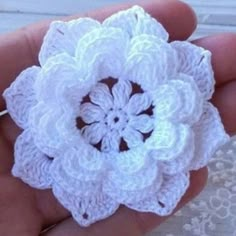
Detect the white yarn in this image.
<box><xmin>3</xmin><ymin>6</ymin><xmax>229</xmax><ymax>226</ymax></box>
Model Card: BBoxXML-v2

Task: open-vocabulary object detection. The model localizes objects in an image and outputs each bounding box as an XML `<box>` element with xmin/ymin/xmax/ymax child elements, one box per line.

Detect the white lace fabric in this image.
<box><xmin>3</xmin><ymin>6</ymin><xmax>229</xmax><ymax>226</ymax></box>
<box><xmin>149</xmin><ymin>137</ymin><xmax>236</xmax><ymax>236</ymax></box>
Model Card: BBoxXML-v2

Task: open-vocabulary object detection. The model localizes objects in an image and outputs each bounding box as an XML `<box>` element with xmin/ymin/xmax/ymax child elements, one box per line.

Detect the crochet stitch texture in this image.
<box><xmin>3</xmin><ymin>6</ymin><xmax>229</xmax><ymax>226</ymax></box>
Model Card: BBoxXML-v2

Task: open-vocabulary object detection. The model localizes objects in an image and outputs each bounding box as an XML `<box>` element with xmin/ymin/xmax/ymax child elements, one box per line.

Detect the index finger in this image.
<box><xmin>0</xmin><ymin>0</ymin><xmax>197</xmax><ymax>110</ymax></box>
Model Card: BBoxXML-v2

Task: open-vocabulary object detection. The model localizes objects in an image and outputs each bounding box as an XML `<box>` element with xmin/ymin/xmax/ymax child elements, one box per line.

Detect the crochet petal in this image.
<box><xmin>161</xmin><ymin>134</ymin><xmax>194</xmax><ymax>175</ymax></box>
<box><xmin>50</xmin><ymin>147</ymin><xmax>116</xmax><ymax>227</ymax></box>
<box><xmin>129</xmin><ymin>114</ymin><xmax>154</xmax><ymax>133</ymax></box>
<box><xmin>76</xmin><ymin>27</ymin><xmax>129</xmax><ymax>79</ymax></box>
<box><xmin>103</xmin><ymin>6</ymin><xmax>168</xmax><ymax>40</ymax></box>
<box><xmin>122</xmin><ymin>127</ymin><xmax>143</xmax><ymax>149</ymax></box>
<box><xmin>101</xmin><ymin>131</ymin><xmax>121</xmax><ymax>152</ymax></box>
<box><xmin>153</xmin><ymin>74</ymin><xmax>203</xmax><ymax>125</ymax></box>
<box><xmin>30</xmin><ymin>104</ymin><xmax>66</xmax><ymax>157</ymax></box>
<box><xmin>110</xmin><ymin>147</ymin><xmax>149</xmax><ymax>174</ymax></box>
<box><xmin>81</xmin><ymin>123</ymin><xmax>107</xmax><ymax>145</ymax></box>
<box><xmin>35</xmin><ymin>54</ymin><xmax>83</xmax><ymax>106</ymax></box>
<box><xmin>189</xmin><ymin>103</ymin><xmax>229</xmax><ymax>170</ymax></box>
<box><xmin>3</xmin><ymin>66</ymin><xmax>40</xmax><ymax>129</ymax></box>
<box><xmin>112</xmin><ymin>79</ymin><xmax>132</xmax><ymax>108</ymax></box>
<box><xmin>39</xmin><ymin>18</ymin><xmax>101</xmax><ymax>65</ymax></box>
<box><xmin>125</xmin><ymin>35</ymin><xmax>178</xmax><ymax>91</ymax></box>
<box><xmin>51</xmin><ymin>147</ymin><xmax>104</xmax><ymax>195</ymax></box>
<box><xmin>52</xmin><ymin>184</ymin><xmax>119</xmax><ymax>227</ymax></box>
<box><xmin>172</xmin><ymin>41</ymin><xmax>215</xmax><ymax>99</ymax></box>
<box><xmin>12</xmin><ymin>130</ymin><xmax>52</xmax><ymax>189</ymax></box>
<box><xmin>126</xmin><ymin>92</ymin><xmax>152</xmax><ymax>115</ymax></box>
<box><xmin>103</xmin><ymin>163</ymin><xmax>162</xmax><ymax>204</ymax></box>
<box><xmin>146</xmin><ymin>121</ymin><xmax>194</xmax><ymax>164</ymax></box>
<box><xmin>79</xmin><ymin>103</ymin><xmax>105</xmax><ymax>124</ymax></box>
<box><xmin>89</xmin><ymin>83</ymin><xmax>113</xmax><ymax>112</ymax></box>
<box><xmin>126</xmin><ymin>173</ymin><xmax>189</xmax><ymax>216</ymax></box>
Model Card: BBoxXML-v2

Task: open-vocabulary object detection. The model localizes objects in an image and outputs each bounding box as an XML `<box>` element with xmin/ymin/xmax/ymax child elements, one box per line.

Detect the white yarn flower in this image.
<box><xmin>3</xmin><ymin>6</ymin><xmax>229</xmax><ymax>226</ymax></box>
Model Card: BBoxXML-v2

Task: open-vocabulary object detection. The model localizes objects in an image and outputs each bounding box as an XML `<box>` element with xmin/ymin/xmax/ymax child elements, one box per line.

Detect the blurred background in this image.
<box><xmin>0</xmin><ymin>0</ymin><xmax>236</xmax><ymax>39</ymax></box>
<box><xmin>1</xmin><ymin>1</ymin><xmax>236</xmax><ymax>235</ymax></box>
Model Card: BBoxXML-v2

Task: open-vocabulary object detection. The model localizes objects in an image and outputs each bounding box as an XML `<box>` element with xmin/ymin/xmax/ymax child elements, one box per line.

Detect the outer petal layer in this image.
<box><xmin>13</xmin><ymin>130</ymin><xmax>52</xmax><ymax>189</ymax></box>
<box><xmin>172</xmin><ymin>41</ymin><xmax>214</xmax><ymax>99</ymax></box>
<box><xmin>3</xmin><ymin>66</ymin><xmax>40</xmax><ymax>129</ymax></box>
<box><xmin>125</xmin><ymin>35</ymin><xmax>177</xmax><ymax>91</ymax></box>
<box><xmin>126</xmin><ymin>173</ymin><xmax>189</xmax><ymax>215</ymax></box>
<box><xmin>103</xmin><ymin>5</ymin><xmax>168</xmax><ymax>40</ymax></box>
<box><xmin>39</xmin><ymin>18</ymin><xmax>101</xmax><ymax>65</ymax></box>
<box><xmin>53</xmin><ymin>184</ymin><xmax>119</xmax><ymax>227</ymax></box>
<box><xmin>190</xmin><ymin>103</ymin><xmax>230</xmax><ymax>170</ymax></box>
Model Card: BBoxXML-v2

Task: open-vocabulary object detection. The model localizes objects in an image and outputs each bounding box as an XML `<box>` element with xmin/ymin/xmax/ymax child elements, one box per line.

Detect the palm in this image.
<box><xmin>0</xmin><ymin>128</ymin><xmax>70</xmax><ymax>234</ymax></box>
<box><xmin>0</xmin><ymin>164</ymin><xmax>42</xmax><ymax>235</ymax></box>
<box><xmin>0</xmin><ymin>1</ymin><xmax>236</xmax><ymax>235</ymax></box>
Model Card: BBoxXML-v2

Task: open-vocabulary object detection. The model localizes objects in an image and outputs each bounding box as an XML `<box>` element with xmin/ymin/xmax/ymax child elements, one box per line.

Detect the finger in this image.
<box><xmin>193</xmin><ymin>33</ymin><xmax>236</xmax><ymax>86</ymax></box>
<box><xmin>0</xmin><ymin>136</ymin><xmax>14</xmax><ymax>174</ymax></box>
<box><xmin>212</xmin><ymin>80</ymin><xmax>236</xmax><ymax>135</ymax></box>
<box><xmin>0</xmin><ymin>0</ymin><xmax>197</xmax><ymax>110</ymax></box>
<box><xmin>41</xmin><ymin>168</ymin><xmax>208</xmax><ymax>236</ymax></box>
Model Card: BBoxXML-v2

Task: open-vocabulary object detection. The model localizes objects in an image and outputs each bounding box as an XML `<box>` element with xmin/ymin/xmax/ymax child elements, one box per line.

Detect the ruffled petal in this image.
<box><xmin>101</xmin><ymin>131</ymin><xmax>121</xmax><ymax>152</ymax></box>
<box><xmin>79</xmin><ymin>103</ymin><xmax>105</xmax><ymax>124</ymax></box>
<box><xmin>161</xmin><ymin>134</ymin><xmax>194</xmax><ymax>175</ymax></box>
<box><xmin>52</xmin><ymin>184</ymin><xmax>119</xmax><ymax>227</ymax></box>
<box><xmin>172</xmin><ymin>41</ymin><xmax>214</xmax><ymax>99</ymax></box>
<box><xmin>146</xmin><ymin>121</ymin><xmax>194</xmax><ymax>163</ymax></box>
<box><xmin>126</xmin><ymin>92</ymin><xmax>152</xmax><ymax>115</ymax></box>
<box><xmin>50</xmin><ymin>146</ymin><xmax>104</xmax><ymax>195</ymax></box>
<box><xmin>153</xmin><ymin>74</ymin><xmax>203</xmax><ymax>124</ymax></box>
<box><xmin>39</xmin><ymin>18</ymin><xmax>101</xmax><ymax>65</ymax></box>
<box><xmin>89</xmin><ymin>83</ymin><xmax>113</xmax><ymax>112</ymax></box>
<box><xmin>109</xmin><ymin>147</ymin><xmax>149</xmax><ymax>174</ymax></box>
<box><xmin>129</xmin><ymin>114</ymin><xmax>154</xmax><ymax>133</ymax></box>
<box><xmin>50</xmin><ymin>146</ymin><xmax>118</xmax><ymax>227</ymax></box>
<box><xmin>3</xmin><ymin>66</ymin><xmax>40</xmax><ymax>129</ymax></box>
<box><xmin>125</xmin><ymin>35</ymin><xmax>178</xmax><ymax>91</ymax></box>
<box><xmin>76</xmin><ymin>27</ymin><xmax>129</xmax><ymax>79</ymax></box>
<box><xmin>103</xmin><ymin>6</ymin><xmax>168</xmax><ymax>40</ymax></box>
<box><xmin>103</xmin><ymin>163</ymin><xmax>162</xmax><ymax>204</ymax></box>
<box><xmin>12</xmin><ymin>130</ymin><xmax>52</xmax><ymax>189</ymax></box>
<box><xmin>81</xmin><ymin>123</ymin><xmax>108</xmax><ymax>145</ymax></box>
<box><xmin>189</xmin><ymin>103</ymin><xmax>229</xmax><ymax>170</ymax></box>
<box><xmin>35</xmin><ymin>54</ymin><xmax>84</xmax><ymax>106</ymax></box>
<box><xmin>30</xmin><ymin>104</ymin><xmax>66</xmax><ymax>157</ymax></box>
<box><xmin>122</xmin><ymin>127</ymin><xmax>143</xmax><ymax>149</ymax></box>
<box><xmin>126</xmin><ymin>173</ymin><xmax>189</xmax><ymax>215</ymax></box>
<box><xmin>112</xmin><ymin>79</ymin><xmax>132</xmax><ymax>108</ymax></box>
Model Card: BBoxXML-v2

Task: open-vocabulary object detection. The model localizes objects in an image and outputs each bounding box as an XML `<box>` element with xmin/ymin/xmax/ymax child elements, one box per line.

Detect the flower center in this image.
<box><xmin>76</xmin><ymin>77</ymin><xmax>154</xmax><ymax>152</ymax></box>
<box><xmin>105</xmin><ymin>108</ymin><xmax>128</xmax><ymax>131</ymax></box>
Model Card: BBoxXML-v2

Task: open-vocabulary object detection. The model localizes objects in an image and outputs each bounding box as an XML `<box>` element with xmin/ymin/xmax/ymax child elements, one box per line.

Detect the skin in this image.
<box><xmin>0</xmin><ymin>0</ymin><xmax>235</xmax><ymax>235</ymax></box>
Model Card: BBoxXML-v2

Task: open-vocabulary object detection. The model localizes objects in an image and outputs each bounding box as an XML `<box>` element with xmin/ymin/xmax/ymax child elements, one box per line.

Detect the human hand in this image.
<box><xmin>0</xmin><ymin>0</ymin><xmax>235</xmax><ymax>235</ymax></box>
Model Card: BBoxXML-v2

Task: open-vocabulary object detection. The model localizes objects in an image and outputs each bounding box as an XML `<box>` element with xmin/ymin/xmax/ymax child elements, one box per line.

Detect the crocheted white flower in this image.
<box><xmin>3</xmin><ymin>6</ymin><xmax>229</xmax><ymax>226</ymax></box>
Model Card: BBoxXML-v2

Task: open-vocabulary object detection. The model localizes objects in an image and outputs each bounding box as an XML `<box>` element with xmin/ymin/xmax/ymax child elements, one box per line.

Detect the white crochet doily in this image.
<box><xmin>3</xmin><ymin>6</ymin><xmax>229</xmax><ymax>226</ymax></box>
